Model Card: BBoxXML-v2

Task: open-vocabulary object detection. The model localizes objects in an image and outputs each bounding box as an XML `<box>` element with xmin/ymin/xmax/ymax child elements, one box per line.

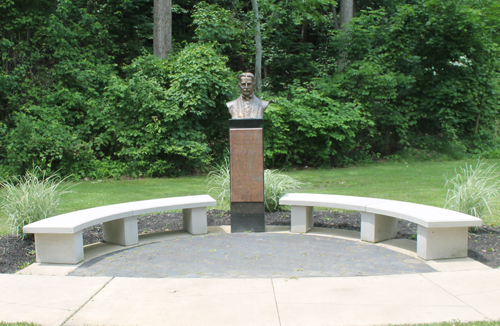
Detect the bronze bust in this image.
<box><xmin>227</xmin><ymin>73</ymin><xmax>269</xmax><ymax>119</ymax></box>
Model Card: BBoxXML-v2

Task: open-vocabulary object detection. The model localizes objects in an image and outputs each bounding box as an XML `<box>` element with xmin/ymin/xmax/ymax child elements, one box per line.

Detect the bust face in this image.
<box><xmin>238</xmin><ymin>76</ymin><xmax>255</xmax><ymax>98</ymax></box>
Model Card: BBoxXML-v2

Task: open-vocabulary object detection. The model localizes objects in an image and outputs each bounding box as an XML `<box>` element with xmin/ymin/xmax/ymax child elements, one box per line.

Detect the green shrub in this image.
<box><xmin>263</xmin><ymin>84</ymin><xmax>370</xmax><ymax>168</ymax></box>
<box><xmin>92</xmin><ymin>45</ymin><xmax>235</xmax><ymax>177</ymax></box>
<box><xmin>207</xmin><ymin>159</ymin><xmax>302</xmax><ymax>212</ymax></box>
<box><xmin>444</xmin><ymin>159</ymin><xmax>500</xmax><ymax>224</ymax></box>
<box><xmin>0</xmin><ymin>167</ymin><xmax>72</xmax><ymax>239</ymax></box>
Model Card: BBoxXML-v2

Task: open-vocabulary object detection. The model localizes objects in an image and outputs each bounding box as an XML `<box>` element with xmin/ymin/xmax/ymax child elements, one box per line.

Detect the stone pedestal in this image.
<box><xmin>229</xmin><ymin>119</ymin><xmax>265</xmax><ymax>232</ymax></box>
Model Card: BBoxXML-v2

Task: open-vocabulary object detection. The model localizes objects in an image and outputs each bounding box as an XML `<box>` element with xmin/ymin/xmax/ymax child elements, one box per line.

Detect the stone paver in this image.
<box><xmin>272</xmin><ymin>273</ymin><xmax>491</xmax><ymax>326</ymax></box>
<box><xmin>423</xmin><ymin>269</ymin><xmax>500</xmax><ymax>320</ymax></box>
<box><xmin>69</xmin><ymin>233</ymin><xmax>435</xmax><ymax>278</ymax></box>
<box><xmin>65</xmin><ymin>278</ymin><xmax>280</xmax><ymax>326</ymax></box>
<box><xmin>0</xmin><ymin>274</ymin><xmax>111</xmax><ymax>325</ymax></box>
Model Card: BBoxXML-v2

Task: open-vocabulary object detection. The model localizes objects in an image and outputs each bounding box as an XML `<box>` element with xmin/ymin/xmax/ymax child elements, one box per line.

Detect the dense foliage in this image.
<box><xmin>1</xmin><ymin>0</ymin><xmax>499</xmax><ymax>178</ymax></box>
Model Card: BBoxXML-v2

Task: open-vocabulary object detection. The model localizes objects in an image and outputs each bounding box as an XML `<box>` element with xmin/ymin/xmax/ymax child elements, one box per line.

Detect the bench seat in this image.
<box><xmin>279</xmin><ymin>193</ymin><xmax>482</xmax><ymax>260</ymax></box>
<box><xmin>23</xmin><ymin>195</ymin><xmax>216</xmax><ymax>264</ymax></box>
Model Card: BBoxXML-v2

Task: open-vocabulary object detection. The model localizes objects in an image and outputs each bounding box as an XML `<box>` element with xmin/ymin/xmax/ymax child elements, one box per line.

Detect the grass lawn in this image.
<box><xmin>57</xmin><ymin>175</ymin><xmax>210</xmax><ymax>213</ymax></box>
<box><xmin>1</xmin><ymin>159</ymin><xmax>499</xmax><ymax>236</ymax></box>
<box><xmin>287</xmin><ymin>159</ymin><xmax>499</xmax><ymax>207</ymax></box>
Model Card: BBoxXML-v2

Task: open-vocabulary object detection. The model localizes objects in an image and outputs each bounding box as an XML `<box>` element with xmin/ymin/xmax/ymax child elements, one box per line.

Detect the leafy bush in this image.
<box><xmin>208</xmin><ymin>159</ymin><xmax>302</xmax><ymax>212</ymax></box>
<box><xmin>444</xmin><ymin>159</ymin><xmax>500</xmax><ymax>224</ymax></box>
<box><xmin>324</xmin><ymin>2</ymin><xmax>500</xmax><ymax>158</ymax></box>
<box><xmin>264</xmin><ymin>84</ymin><xmax>371</xmax><ymax>168</ymax></box>
<box><xmin>90</xmin><ymin>44</ymin><xmax>235</xmax><ymax>177</ymax></box>
<box><xmin>1</xmin><ymin>42</ymin><xmax>235</xmax><ymax>179</ymax></box>
<box><xmin>0</xmin><ymin>167</ymin><xmax>72</xmax><ymax>239</ymax></box>
<box><xmin>192</xmin><ymin>2</ymin><xmax>247</xmax><ymax>53</ymax></box>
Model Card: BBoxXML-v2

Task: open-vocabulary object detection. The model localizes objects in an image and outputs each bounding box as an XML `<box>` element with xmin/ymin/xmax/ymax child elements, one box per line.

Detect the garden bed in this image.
<box><xmin>1</xmin><ymin>210</ymin><xmax>499</xmax><ymax>274</ymax></box>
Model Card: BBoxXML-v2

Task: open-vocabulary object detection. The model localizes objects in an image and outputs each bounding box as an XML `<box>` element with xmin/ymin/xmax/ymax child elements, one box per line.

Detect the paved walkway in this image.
<box><xmin>70</xmin><ymin>232</ymin><xmax>434</xmax><ymax>278</ymax></box>
<box><xmin>1</xmin><ymin>226</ymin><xmax>499</xmax><ymax>326</ymax></box>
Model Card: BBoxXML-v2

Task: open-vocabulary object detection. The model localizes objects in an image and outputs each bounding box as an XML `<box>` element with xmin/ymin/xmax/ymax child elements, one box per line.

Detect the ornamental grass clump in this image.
<box><xmin>263</xmin><ymin>169</ymin><xmax>303</xmax><ymax>211</ymax></box>
<box><xmin>0</xmin><ymin>167</ymin><xmax>72</xmax><ymax>239</ymax></box>
<box><xmin>207</xmin><ymin>158</ymin><xmax>231</xmax><ymax>204</ymax></box>
<box><xmin>207</xmin><ymin>159</ymin><xmax>302</xmax><ymax>212</ymax></box>
<box><xmin>444</xmin><ymin>159</ymin><xmax>500</xmax><ymax>224</ymax></box>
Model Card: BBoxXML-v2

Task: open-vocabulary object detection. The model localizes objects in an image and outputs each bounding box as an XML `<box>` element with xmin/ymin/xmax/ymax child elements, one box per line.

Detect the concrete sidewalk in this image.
<box><xmin>1</xmin><ymin>226</ymin><xmax>499</xmax><ymax>326</ymax></box>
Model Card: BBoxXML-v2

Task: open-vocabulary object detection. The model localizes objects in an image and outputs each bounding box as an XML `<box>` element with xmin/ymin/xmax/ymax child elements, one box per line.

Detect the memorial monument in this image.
<box><xmin>227</xmin><ymin>73</ymin><xmax>269</xmax><ymax>232</ymax></box>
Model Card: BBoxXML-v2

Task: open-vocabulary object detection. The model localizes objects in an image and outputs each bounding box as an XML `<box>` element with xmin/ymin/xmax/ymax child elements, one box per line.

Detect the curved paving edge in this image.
<box><xmin>69</xmin><ymin>231</ymin><xmax>435</xmax><ymax>278</ymax></box>
<box><xmin>18</xmin><ymin>226</ymin><xmax>491</xmax><ymax>277</ymax></box>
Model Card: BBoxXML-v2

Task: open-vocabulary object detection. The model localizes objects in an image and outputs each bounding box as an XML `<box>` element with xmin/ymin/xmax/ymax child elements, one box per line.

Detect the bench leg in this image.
<box><xmin>183</xmin><ymin>207</ymin><xmax>208</xmax><ymax>235</ymax></box>
<box><xmin>417</xmin><ymin>226</ymin><xmax>468</xmax><ymax>260</ymax></box>
<box><xmin>361</xmin><ymin>212</ymin><xmax>398</xmax><ymax>243</ymax></box>
<box><xmin>34</xmin><ymin>232</ymin><xmax>84</xmax><ymax>264</ymax></box>
<box><xmin>291</xmin><ymin>206</ymin><xmax>314</xmax><ymax>233</ymax></box>
<box><xmin>103</xmin><ymin>216</ymin><xmax>139</xmax><ymax>246</ymax></box>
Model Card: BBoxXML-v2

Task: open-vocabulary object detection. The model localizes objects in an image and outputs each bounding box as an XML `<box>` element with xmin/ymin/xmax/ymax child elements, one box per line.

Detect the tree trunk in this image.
<box><xmin>338</xmin><ymin>0</ymin><xmax>354</xmax><ymax>71</ymax></box>
<box><xmin>250</xmin><ymin>0</ymin><xmax>262</xmax><ymax>92</ymax></box>
<box><xmin>331</xmin><ymin>4</ymin><xmax>339</xmax><ymax>30</ymax></box>
<box><xmin>153</xmin><ymin>0</ymin><xmax>172</xmax><ymax>59</ymax></box>
<box><xmin>301</xmin><ymin>21</ymin><xmax>309</xmax><ymax>43</ymax></box>
<box><xmin>340</xmin><ymin>0</ymin><xmax>354</xmax><ymax>30</ymax></box>
<box><xmin>475</xmin><ymin>112</ymin><xmax>481</xmax><ymax>135</ymax></box>
<box><xmin>475</xmin><ymin>96</ymin><xmax>483</xmax><ymax>135</ymax></box>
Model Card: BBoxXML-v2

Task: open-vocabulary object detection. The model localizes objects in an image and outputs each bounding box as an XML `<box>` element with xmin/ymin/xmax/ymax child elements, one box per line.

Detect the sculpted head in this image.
<box><xmin>238</xmin><ymin>72</ymin><xmax>255</xmax><ymax>98</ymax></box>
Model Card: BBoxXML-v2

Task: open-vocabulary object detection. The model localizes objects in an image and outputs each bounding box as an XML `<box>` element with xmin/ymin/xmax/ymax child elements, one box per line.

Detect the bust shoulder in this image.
<box><xmin>226</xmin><ymin>98</ymin><xmax>239</xmax><ymax>109</ymax></box>
<box><xmin>253</xmin><ymin>96</ymin><xmax>269</xmax><ymax>110</ymax></box>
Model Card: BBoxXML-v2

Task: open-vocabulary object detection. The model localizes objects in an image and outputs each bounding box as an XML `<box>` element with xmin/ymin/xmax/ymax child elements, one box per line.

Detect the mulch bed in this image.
<box><xmin>1</xmin><ymin>210</ymin><xmax>499</xmax><ymax>274</ymax></box>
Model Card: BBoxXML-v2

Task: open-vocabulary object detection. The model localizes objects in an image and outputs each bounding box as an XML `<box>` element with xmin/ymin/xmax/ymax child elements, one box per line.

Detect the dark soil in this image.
<box><xmin>1</xmin><ymin>210</ymin><xmax>499</xmax><ymax>274</ymax></box>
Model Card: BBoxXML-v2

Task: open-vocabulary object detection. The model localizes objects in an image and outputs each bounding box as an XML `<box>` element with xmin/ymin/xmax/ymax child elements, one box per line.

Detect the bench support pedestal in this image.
<box><xmin>183</xmin><ymin>207</ymin><xmax>208</xmax><ymax>235</ymax></box>
<box><xmin>291</xmin><ymin>206</ymin><xmax>314</xmax><ymax>233</ymax></box>
<box><xmin>417</xmin><ymin>226</ymin><xmax>468</xmax><ymax>260</ymax></box>
<box><xmin>361</xmin><ymin>212</ymin><xmax>398</xmax><ymax>243</ymax></box>
<box><xmin>34</xmin><ymin>232</ymin><xmax>84</xmax><ymax>264</ymax></box>
<box><xmin>103</xmin><ymin>216</ymin><xmax>139</xmax><ymax>246</ymax></box>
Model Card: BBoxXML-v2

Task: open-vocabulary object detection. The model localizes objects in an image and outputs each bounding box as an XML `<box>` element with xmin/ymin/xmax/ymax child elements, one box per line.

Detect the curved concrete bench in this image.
<box><xmin>23</xmin><ymin>195</ymin><xmax>216</xmax><ymax>264</ymax></box>
<box><xmin>279</xmin><ymin>193</ymin><xmax>482</xmax><ymax>260</ymax></box>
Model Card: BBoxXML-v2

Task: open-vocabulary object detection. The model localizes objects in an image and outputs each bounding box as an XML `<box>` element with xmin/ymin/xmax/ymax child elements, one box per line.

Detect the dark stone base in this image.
<box><xmin>231</xmin><ymin>202</ymin><xmax>265</xmax><ymax>233</ymax></box>
<box><xmin>229</xmin><ymin>119</ymin><xmax>263</xmax><ymax>128</ymax></box>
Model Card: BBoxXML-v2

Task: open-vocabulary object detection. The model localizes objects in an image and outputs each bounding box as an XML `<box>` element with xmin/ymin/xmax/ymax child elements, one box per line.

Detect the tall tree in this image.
<box><xmin>250</xmin><ymin>0</ymin><xmax>262</xmax><ymax>92</ymax></box>
<box><xmin>338</xmin><ymin>0</ymin><xmax>354</xmax><ymax>71</ymax></box>
<box><xmin>340</xmin><ymin>0</ymin><xmax>354</xmax><ymax>30</ymax></box>
<box><xmin>331</xmin><ymin>3</ymin><xmax>340</xmax><ymax>30</ymax></box>
<box><xmin>154</xmin><ymin>0</ymin><xmax>172</xmax><ymax>59</ymax></box>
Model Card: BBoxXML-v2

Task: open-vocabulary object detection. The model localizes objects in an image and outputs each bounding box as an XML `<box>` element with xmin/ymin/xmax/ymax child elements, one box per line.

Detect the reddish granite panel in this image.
<box><xmin>230</xmin><ymin>128</ymin><xmax>264</xmax><ymax>202</ymax></box>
